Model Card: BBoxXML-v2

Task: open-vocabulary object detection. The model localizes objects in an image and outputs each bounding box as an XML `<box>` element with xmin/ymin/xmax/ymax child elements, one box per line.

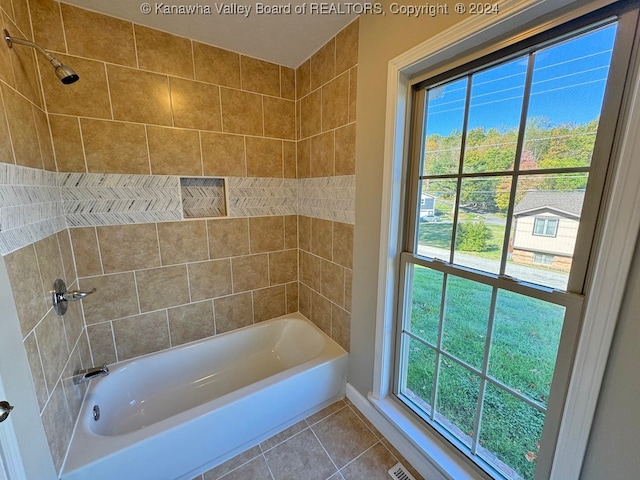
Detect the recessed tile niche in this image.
<box><xmin>180</xmin><ymin>177</ymin><xmax>227</xmax><ymax>219</ymax></box>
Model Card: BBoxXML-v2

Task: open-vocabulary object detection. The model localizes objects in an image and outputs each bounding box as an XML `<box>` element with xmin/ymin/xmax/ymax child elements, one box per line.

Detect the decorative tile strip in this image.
<box><xmin>0</xmin><ymin>164</ymin><xmax>64</xmax><ymax>255</ymax></box>
<box><xmin>298</xmin><ymin>176</ymin><xmax>356</xmax><ymax>224</ymax></box>
<box><xmin>226</xmin><ymin>177</ymin><xmax>298</xmax><ymax>217</ymax></box>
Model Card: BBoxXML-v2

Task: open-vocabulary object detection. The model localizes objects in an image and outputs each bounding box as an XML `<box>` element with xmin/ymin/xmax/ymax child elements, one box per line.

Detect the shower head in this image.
<box><xmin>3</xmin><ymin>29</ymin><xmax>79</xmax><ymax>85</ymax></box>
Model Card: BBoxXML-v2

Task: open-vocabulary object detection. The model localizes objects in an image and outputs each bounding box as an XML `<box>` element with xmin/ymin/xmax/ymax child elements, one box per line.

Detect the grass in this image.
<box><xmin>404</xmin><ymin>266</ymin><xmax>564</xmax><ymax>479</ymax></box>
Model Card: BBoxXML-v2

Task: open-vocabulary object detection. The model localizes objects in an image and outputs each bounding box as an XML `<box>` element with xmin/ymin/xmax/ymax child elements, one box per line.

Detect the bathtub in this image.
<box><xmin>61</xmin><ymin>313</ymin><xmax>348</xmax><ymax>480</ymax></box>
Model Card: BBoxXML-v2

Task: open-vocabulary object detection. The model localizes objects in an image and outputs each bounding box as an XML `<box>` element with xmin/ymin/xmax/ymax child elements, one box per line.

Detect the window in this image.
<box><xmin>533</xmin><ymin>218</ymin><xmax>558</xmax><ymax>237</ymax></box>
<box><xmin>393</xmin><ymin>5</ymin><xmax>637</xmax><ymax>480</ymax></box>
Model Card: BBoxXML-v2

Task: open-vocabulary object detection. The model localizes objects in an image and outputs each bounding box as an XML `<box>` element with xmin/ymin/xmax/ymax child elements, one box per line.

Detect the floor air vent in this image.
<box><xmin>388</xmin><ymin>462</ymin><xmax>417</xmax><ymax>480</ymax></box>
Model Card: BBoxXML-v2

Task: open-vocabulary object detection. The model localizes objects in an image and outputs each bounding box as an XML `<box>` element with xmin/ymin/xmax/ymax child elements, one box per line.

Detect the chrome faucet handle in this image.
<box><xmin>52</xmin><ymin>279</ymin><xmax>97</xmax><ymax>316</ymax></box>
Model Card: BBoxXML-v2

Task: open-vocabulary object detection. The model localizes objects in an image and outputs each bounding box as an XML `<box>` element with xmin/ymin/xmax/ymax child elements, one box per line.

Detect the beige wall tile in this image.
<box><xmin>296</xmin><ymin>59</ymin><xmax>311</xmax><ymax>99</ymax></box>
<box><xmin>284</xmin><ymin>215</ymin><xmax>297</xmax><ymax>249</ymax></box>
<box><xmin>335</xmin><ymin>123</ymin><xmax>356</xmax><ymax>176</ymax></box>
<box><xmin>40</xmin><ymin>381</ymin><xmax>73</xmax><ymax>472</ymax></box>
<box><xmin>310</xmin><ymin>131</ymin><xmax>335</xmax><ymax>177</ymax></box>
<box><xmin>0</xmin><ymin>13</ymin><xmax>14</xmax><ymax>88</ymax></box>
<box><xmin>35</xmin><ymin>309</ymin><xmax>69</xmax><ymax>392</ymax></box>
<box><xmin>62</xmin><ymin>297</ymin><xmax>84</xmax><ymax>350</ymax></box>
<box><xmin>9</xmin><ymin>0</ymin><xmax>31</xmax><ymax>41</ymax></box>
<box><xmin>135</xmin><ymin>25</ymin><xmax>194</xmax><ymax>78</ymax></box>
<box><xmin>7</xmin><ymin>33</ymin><xmax>42</xmax><ymax>108</ymax></box>
<box><xmin>2</xmin><ymin>84</ymin><xmax>42</xmax><ymax>169</ymax></box>
<box><xmin>281</xmin><ymin>66</ymin><xmax>295</xmax><ymax>100</ymax></box>
<box><xmin>97</xmin><ymin>224</ymin><xmax>160</xmax><ymax>273</ymax></box>
<box><xmin>311</xmin><ymin>218</ymin><xmax>333</xmax><ymax>260</ymax></box>
<box><xmin>349</xmin><ymin>67</ymin><xmax>357</xmax><ymax>123</ymax></box>
<box><xmin>40</xmin><ymin>54</ymin><xmax>112</xmax><ymax>119</ymax></box>
<box><xmin>4</xmin><ymin>244</ymin><xmax>47</xmax><ymax>336</ymax></box>
<box><xmin>332</xmin><ymin>222</ymin><xmax>353</xmax><ymax>269</ymax></box>
<box><xmin>81</xmin><ymin>119</ymin><xmax>149</xmax><ymax>174</ymax></box>
<box><xmin>220</xmin><ymin>88</ymin><xmax>263</xmax><ymax>136</ymax></box>
<box><xmin>245</xmin><ymin>137</ymin><xmax>282</xmax><ymax>177</ymax></box>
<box><xmin>69</xmin><ymin>227</ymin><xmax>102</xmax><ymax>277</ymax></box>
<box><xmin>23</xmin><ymin>332</ymin><xmax>48</xmax><ymax>410</ymax></box>
<box><xmin>249</xmin><ymin>216</ymin><xmax>284</xmax><ymax>253</ymax></box>
<box><xmin>300</xmin><ymin>89</ymin><xmax>321</xmax><ymax>139</ymax></box>
<box><xmin>57</xmin><ymin>230</ymin><xmax>77</xmax><ymax>285</ymax></box>
<box><xmin>269</xmin><ymin>249</ymin><xmax>298</xmax><ymax>285</ymax></box>
<box><xmin>322</xmin><ymin>72</ymin><xmax>349</xmax><ymax>131</ymax></box>
<box><xmin>61</xmin><ymin>4</ymin><xmax>136</xmax><ymax>67</ymax></box>
<box><xmin>201</xmin><ymin>132</ymin><xmax>246</xmax><ymax>176</ymax></box>
<box><xmin>136</xmin><ymin>265</ymin><xmax>190</xmax><ymax>312</ymax></box>
<box><xmin>29</xmin><ymin>0</ymin><xmax>66</xmax><ymax>53</ymax></box>
<box><xmin>321</xmin><ymin>259</ymin><xmax>345</xmax><ymax>307</ymax></box>
<box><xmin>336</xmin><ymin>19</ymin><xmax>359</xmax><ymax>75</ymax></box>
<box><xmin>113</xmin><ymin>311</ymin><xmax>170</xmax><ymax>361</ymax></box>
<box><xmin>299</xmin><ymin>283</ymin><xmax>311</xmax><ymax>319</ymax></box>
<box><xmin>331</xmin><ymin>304</ymin><xmax>350</xmax><ymax>352</ymax></box>
<box><xmin>241</xmin><ymin>56</ymin><xmax>280</xmax><ymax>96</ymax></box>
<box><xmin>283</xmin><ymin>141</ymin><xmax>296</xmax><ymax>179</ymax></box>
<box><xmin>297</xmin><ymin>138</ymin><xmax>310</xmax><ymax>178</ymax></box>
<box><xmin>253</xmin><ymin>285</ymin><xmax>286</xmax><ymax>322</ymax></box>
<box><xmin>157</xmin><ymin>220</ymin><xmax>208</xmax><ymax>265</ymax></box>
<box><xmin>286</xmin><ymin>282</ymin><xmax>298</xmax><ymax>314</ymax></box>
<box><xmin>147</xmin><ymin>126</ymin><xmax>202</xmax><ymax>175</ymax></box>
<box><xmin>0</xmin><ymin>92</ymin><xmax>14</xmax><ymax>164</ymax></box>
<box><xmin>87</xmin><ymin>323</ymin><xmax>117</xmax><ymax>365</ymax></box>
<box><xmin>300</xmin><ymin>250</ymin><xmax>320</xmax><ymax>291</ymax></box>
<box><xmin>193</xmin><ymin>42</ymin><xmax>240</xmax><ymax>88</ymax></box>
<box><xmin>170</xmin><ymin>77</ymin><xmax>222</xmax><ymax>131</ymax></box>
<box><xmin>345</xmin><ymin>269</ymin><xmax>352</xmax><ymax>312</ymax></box>
<box><xmin>62</xmin><ymin>347</ymin><xmax>85</xmax><ymax>420</ymax></box>
<box><xmin>33</xmin><ymin>105</ymin><xmax>55</xmax><ymax>171</ymax></box>
<box><xmin>232</xmin><ymin>254</ymin><xmax>269</xmax><ymax>293</ymax></box>
<box><xmin>168</xmin><ymin>301</ymin><xmax>214</xmax><ymax>345</ymax></box>
<box><xmin>311</xmin><ymin>291</ymin><xmax>331</xmax><ymax>335</ymax></box>
<box><xmin>108</xmin><ymin>65</ymin><xmax>172</xmax><ymax>125</ymax></box>
<box><xmin>311</xmin><ymin>38</ymin><xmax>336</xmax><ymax>91</ymax></box>
<box><xmin>80</xmin><ymin>272</ymin><xmax>139</xmax><ymax>324</ymax></box>
<box><xmin>34</xmin><ymin>234</ymin><xmax>64</xmax><ymax>295</ymax></box>
<box><xmin>188</xmin><ymin>259</ymin><xmax>232</xmax><ymax>301</ymax></box>
<box><xmin>214</xmin><ymin>292</ymin><xmax>253</xmax><ymax>333</ymax></box>
<box><xmin>264</xmin><ymin>96</ymin><xmax>295</xmax><ymax>140</ymax></box>
<box><xmin>207</xmin><ymin>218</ymin><xmax>249</xmax><ymax>259</ymax></box>
<box><xmin>298</xmin><ymin>215</ymin><xmax>311</xmax><ymax>251</ymax></box>
<box><xmin>49</xmin><ymin>114</ymin><xmax>85</xmax><ymax>172</ymax></box>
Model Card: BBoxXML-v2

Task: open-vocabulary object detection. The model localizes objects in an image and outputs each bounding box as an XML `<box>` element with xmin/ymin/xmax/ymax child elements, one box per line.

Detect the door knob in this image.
<box><xmin>0</xmin><ymin>401</ymin><xmax>14</xmax><ymax>423</ymax></box>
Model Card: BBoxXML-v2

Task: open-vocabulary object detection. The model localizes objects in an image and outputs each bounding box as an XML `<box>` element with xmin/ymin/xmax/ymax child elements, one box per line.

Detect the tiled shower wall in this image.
<box><xmin>0</xmin><ymin>0</ymin><xmax>357</xmax><ymax>473</ymax></box>
<box><xmin>296</xmin><ymin>22</ymin><xmax>358</xmax><ymax>351</ymax></box>
<box><xmin>0</xmin><ymin>0</ymin><xmax>90</xmax><ymax>472</ymax></box>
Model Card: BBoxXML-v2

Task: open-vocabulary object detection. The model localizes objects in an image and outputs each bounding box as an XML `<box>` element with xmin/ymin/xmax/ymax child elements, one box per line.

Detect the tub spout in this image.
<box><xmin>73</xmin><ymin>364</ymin><xmax>109</xmax><ymax>384</ymax></box>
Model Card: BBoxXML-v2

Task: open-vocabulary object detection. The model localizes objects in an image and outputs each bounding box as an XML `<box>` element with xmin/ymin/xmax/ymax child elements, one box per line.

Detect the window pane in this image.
<box><xmin>423</xmin><ymin>78</ymin><xmax>468</xmax><ymax>176</ymax></box>
<box><xmin>463</xmin><ymin>58</ymin><xmax>527</xmax><ymax>174</ymax></box>
<box><xmin>521</xmin><ymin>24</ymin><xmax>616</xmax><ymax>170</ymax></box>
<box><xmin>417</xmin><ymin>179</ymin><xmax>457</xmax><ymax>261</ymax></box>
<box><xmin>453</xmin><ymin>177</ymin><xmax>512</xmax><ymax>274</ymax></box>
<box><xmin>442</xmin><ymin>276</ymin><xmax>492</xmax><ymax>369</ymax></box>
<box><xmin>506</xmin><ymin>173</ymin><xmax>587</xmax><ymax>289</ymax></box>
<box><xmin>406</xmin><ymin>265</ymin><xmax>443</xmax><ymax>345</ymax></box>
<box><xmin>435</xmin><ymin>360</ymin><xmax>480</xmax><ymax>447</ymax></box>
<box><xmin>402</xmin><ymin>336</ymin><xmax>436</xmax><ymax>416</ymax></box>
<box><xmin>478</xmin><ymin>383</ymin><xmax>545</xmax><ymax>480</ymax></box>
<box><xmin>488</xmin><ymin>290</ymin><xmax>565</xmax><ymax>406</ymax></box>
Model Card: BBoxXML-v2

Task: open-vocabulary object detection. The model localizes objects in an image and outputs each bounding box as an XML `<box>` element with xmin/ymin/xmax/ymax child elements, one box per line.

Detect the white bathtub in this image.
<box><xmin>61</xmin><ymin>313</ymin><xmax>348</xmax><ymax>480</ymax></box>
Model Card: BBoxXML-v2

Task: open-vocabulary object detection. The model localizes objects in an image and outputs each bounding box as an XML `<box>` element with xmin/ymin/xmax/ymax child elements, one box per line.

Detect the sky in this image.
<box><xmin>424</xmin><ymin>23</ymin><xmax>618</xmax><ymax>137</ymax></box>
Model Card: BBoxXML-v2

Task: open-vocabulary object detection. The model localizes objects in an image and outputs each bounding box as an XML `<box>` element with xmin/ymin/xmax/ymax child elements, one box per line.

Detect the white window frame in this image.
<box><xmin>370</xmin><ymin>1</ymin><xmax>640</xmax><ymax>479</ymax></box>
<box><xmin>533</xmin><ymin>218</ymin><xmax>559</xmax><ymax>237</ymax></box>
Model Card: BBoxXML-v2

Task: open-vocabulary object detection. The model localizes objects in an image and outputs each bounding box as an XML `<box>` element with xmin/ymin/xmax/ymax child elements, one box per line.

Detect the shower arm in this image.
<box><xmin>3</xmin><ymin>30</ymin><xmax>63</xmax><ymax>69</ymax></box>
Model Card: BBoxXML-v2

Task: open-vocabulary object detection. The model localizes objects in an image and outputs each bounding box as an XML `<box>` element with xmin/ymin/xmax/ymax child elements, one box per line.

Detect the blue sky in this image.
<box><xmin>424</xmin><ymin>23</ymin><xmax>617</xmax><ymax>137</ymax></box>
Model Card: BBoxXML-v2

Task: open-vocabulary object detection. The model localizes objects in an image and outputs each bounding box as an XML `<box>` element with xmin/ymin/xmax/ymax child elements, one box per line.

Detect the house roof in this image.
<box><xmin>513</xmin><ymin>191</ymin><xmax>585</xmax><ymax>217</ymax></box>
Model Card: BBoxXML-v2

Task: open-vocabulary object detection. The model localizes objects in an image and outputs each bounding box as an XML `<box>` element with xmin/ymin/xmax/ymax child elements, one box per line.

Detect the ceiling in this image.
<box><xmin>60</xmin><ymin>0</ymin><xmax>357</xmax><ymax>67</ymax></box>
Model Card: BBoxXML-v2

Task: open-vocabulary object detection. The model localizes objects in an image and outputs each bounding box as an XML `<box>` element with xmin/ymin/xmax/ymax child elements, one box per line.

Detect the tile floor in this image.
<box><xmin>191</xmin><ymin>398</ymin><xmax>425</xmax><ymax>480</ymax></box>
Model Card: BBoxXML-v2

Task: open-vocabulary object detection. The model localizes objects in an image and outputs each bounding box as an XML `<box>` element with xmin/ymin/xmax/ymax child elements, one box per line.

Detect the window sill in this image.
<box><xmin>346</xmin><ymin>383</ymin><xmax>484</xmax><ymax>480</ymax></box>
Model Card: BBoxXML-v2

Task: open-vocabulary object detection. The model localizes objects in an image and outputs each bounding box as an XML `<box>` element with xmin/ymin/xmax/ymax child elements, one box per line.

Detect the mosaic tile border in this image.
<box><xmin>0</xmin><ymin>167</ymin><xmax>356</xmax><ymax>255</ymax></box>
<box><xmin>0</xmin><ymin>164</ymin><xmax>65</xmax><ymax>255</ymax></box>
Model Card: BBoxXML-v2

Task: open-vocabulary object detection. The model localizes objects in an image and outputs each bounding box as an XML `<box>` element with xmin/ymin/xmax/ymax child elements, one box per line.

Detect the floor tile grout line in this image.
<box><xmin>308</xmin><ymin>422</ymin><xmax>342</xmax><ymax>477</ymax></box>
<box><xmin>214</xmin><ymin>449</ymin><xmax>264</xmax><ymax>480</ymax></box>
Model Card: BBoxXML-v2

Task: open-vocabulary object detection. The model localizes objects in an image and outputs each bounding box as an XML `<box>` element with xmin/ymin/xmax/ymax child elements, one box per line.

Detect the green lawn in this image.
<box><xmin>404</xmin><ymin>266</ymin><xmax>564</xmax><ymax>479</ymax></box>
